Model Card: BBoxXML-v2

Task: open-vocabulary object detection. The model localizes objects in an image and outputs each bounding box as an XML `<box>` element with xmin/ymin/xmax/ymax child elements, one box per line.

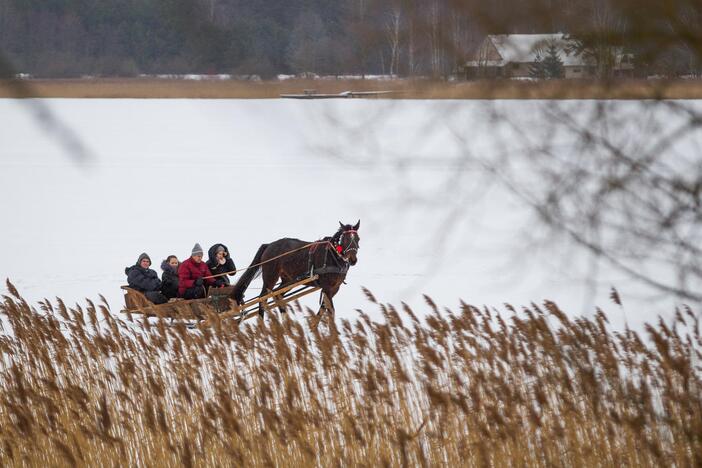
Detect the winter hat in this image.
<box><xmin>216</xmin><ymin>245</ymin><xmax>225</xmax><ymax>254</ymax></box>
<box><xmin>137</xmin><ymin>253</ymin><xmax>151</xmax><ymax>264</ymax></box>
<box><xmin>192</xmin><ymin>243</ymin><xmax>204</xmax><ymax>256</ymax></box>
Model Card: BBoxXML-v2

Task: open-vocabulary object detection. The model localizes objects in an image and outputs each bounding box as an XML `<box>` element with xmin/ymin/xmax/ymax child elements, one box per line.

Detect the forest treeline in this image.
<box><xmin>0</xmin><ymin>0</ymin><xmax>700</xmax><ymax>78</ymax></box>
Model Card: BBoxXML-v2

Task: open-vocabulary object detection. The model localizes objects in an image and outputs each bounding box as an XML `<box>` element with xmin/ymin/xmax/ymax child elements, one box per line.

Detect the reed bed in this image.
<box><xmin>1</xmin><ymin>78</ymin><xmax>702</xmax><ymax>99</ymax></box>
<box><xmin>0</xmin><ymin>280</ymin><xmax>700</xmax><ymax>467</ymax></box>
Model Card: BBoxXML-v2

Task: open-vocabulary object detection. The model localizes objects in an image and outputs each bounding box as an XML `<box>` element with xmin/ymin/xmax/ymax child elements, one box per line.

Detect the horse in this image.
<box><xmin>231</xmin><ymin>221</ymin><xmax>360</xmax><ymax>319</ymax></box>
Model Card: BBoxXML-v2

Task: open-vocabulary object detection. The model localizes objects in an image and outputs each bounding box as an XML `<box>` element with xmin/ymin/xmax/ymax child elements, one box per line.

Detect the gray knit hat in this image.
<box><xmin>191</xmin><ymin>243</ymin><xmax>204</xmax><ymax>256</ymax></box>
<box><xmin>215</xmin><ymin>245</ymin><xmax>225</xmax><ymax>254</ymax></box>
<box><xmin>137</xmin><ymin>253</ymin><xmax>151</xmax><ymax>264</ymax></box>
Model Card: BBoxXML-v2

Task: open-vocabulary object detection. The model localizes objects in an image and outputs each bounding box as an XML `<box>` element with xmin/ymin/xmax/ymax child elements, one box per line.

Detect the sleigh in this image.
<box><xmin>120</xmin><ymin>274</ymin><xmax>321</xmax><ymax>325</ymax></box>
<box><xmin>121</xmin><ymin>222</ymin><xmax>359</xmax><ymax>326</ymax></box>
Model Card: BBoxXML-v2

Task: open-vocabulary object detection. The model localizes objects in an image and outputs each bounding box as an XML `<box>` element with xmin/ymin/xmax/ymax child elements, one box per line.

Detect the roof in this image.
<box><xmin>488</xmin><ymin>34</ymin><xmax>588</xmax><ymax>66</ymax></box>
<box><xmin>465</xmin><ymin>34</ymin><xmax>635</xmax><ymax>70</ymax></box>
<box><xmin>465</xmin><ymin>34</ymin><xmax>594</xmax><ymax>68</ymax></box>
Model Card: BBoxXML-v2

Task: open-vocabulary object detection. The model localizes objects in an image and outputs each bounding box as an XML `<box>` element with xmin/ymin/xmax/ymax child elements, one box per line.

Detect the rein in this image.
<box><xmin>203</xmin><ymin>240</ymin><xmax>330</xmax><ymax>279</ymax></box>
<box><xmin>204</xmin><ymin>229</ymin><xmax>359</xmax><ymax>280</ymax></box>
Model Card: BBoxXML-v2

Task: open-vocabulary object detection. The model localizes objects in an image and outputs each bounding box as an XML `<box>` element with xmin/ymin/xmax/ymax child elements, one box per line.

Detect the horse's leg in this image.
<box><xmin>309</xmin><ymin>289</ymin><xmax>328</xmax><ymax>330</ymax></box>
<box><xmin>316</xmin><ymin>285</ymin><xmax>339</xmax><ymax>321</ymax></box>
<box><xmin>275</xmin><ymin>274</ymin><xmax>293</xmax><ymax>314</ymax></box>
<box><xmin>322</xmin><ymin>285</ymin><xmax>339</xmax><ymax>320</ymax></box>
<box><xmin>259</xmin><ymin>265</ymin><xmax>279</xmax><ymax>319</ymax></box>
<box><xmin>274</xmin><ymin>296</ymin><xmax>287</xmax><ymax>315</ymax></box>
<box><xmin>316</xmin><ymin>290</ymin><xmax>328</xmax><ymax>317</ymax></box>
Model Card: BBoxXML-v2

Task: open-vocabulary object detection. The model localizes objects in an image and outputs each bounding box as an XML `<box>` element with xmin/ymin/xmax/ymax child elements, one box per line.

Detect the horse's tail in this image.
<box><xmin>231</xmin><ymin>244</ymin><xmax>269</xmax><ymax>304</ymax></box>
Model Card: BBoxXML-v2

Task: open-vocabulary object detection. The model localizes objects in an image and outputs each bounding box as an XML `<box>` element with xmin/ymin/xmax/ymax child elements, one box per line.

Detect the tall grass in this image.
<box><xmin>2</xmin><ymin>78</ymin><xmax>702</xmax><ymax>99</ymax></box>
<box><xmin>0</xmin><ymin>280</ymin><xmax>700</xmax><ymax>466</ymax></box>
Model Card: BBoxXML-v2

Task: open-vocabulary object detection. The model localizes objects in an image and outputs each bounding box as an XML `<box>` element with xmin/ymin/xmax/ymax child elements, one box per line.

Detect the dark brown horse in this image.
<box><xmin>231</xmin><ymin>221</ymin><xmax>360</xmax><ymax>318</ymax></box>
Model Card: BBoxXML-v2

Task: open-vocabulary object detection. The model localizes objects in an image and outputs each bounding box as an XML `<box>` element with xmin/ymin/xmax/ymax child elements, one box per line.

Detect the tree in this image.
<box><xmin>286</xmin><ymin>11</ymin><xmax>331</xmax><ymax>74</ymax></box>
<box><xmin>542</xmin><ymin>43</ymin><xmax>565</xmax><ymax>78</ymax></box>
<box><xmin>529</xmin><ymin>43</ymin><xmax>564</xmax><ymax>79</ymax></box>
<box><xmin>529</xmin><ymin>53</ymin><xmax>546</xmax><ymax>79</ymax></box>
<box><xmin>384</xmin><ymin>1</ymin><xmax>402</xmax><ymax>76</ymax></box>
<box><xmin>427</xmin><ymin>0</ymin><xmax>443</xmax><ymax>77</ymax></box>
<box><xmin>567</xmin><ymin>0</ymin><xmax>624</xmax><ymax>78</ymax></box>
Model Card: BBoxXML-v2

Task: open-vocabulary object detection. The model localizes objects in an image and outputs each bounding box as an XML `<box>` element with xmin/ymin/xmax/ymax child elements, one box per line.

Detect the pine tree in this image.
<box><xmin>542</xmin><ymin>43</ymin><xmax>565</xmax><ymax>79</ymax></box>
<box><xmin>529</xmin><ymin>53</ymin><xmax>545</xmax><ymax>79</ymax></box>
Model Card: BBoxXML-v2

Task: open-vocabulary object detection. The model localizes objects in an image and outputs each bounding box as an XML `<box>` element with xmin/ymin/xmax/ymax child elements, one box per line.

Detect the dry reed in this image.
<box><xmin>0</xmin><ymin>279</ymin><xmax>700</xmax><ymax>467</ymax></box>
<box><xmin>1</xmin><ymin>78</ymin><xmax>702</xmax><ymax>99</ymax></box>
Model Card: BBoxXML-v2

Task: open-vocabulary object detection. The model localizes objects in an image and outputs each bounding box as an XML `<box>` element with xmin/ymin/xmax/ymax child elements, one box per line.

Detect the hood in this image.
<box><xmin>207</xmin><ymin>243</ymin><xmax>229</xmax><ymax>262</ymax></box>
<box><xmin>161</xmin><ymin>259</ymin><xmax>177</xmax><ymax>273</ymax></box>
<box><xmin>137</xmin><ymin>252</ymin><xmax>150</xmax><ymax>263</ymax></box>
<box><xmin>126</xmin><ymin>253</ymin><xmax>151</xmax><ymax>275</ymax></box>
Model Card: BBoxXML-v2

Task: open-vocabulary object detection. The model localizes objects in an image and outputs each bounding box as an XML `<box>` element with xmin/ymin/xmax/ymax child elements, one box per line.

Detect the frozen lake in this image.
<box><xmin>1</xmin><ymin>98</ymin><xmax>699</xmax><ymax>330</ymax></box>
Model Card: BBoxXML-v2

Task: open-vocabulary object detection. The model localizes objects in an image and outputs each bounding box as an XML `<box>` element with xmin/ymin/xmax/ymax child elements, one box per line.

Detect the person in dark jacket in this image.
<box><xmin>206</xmin><ymin>243</ymin><xmax>237</xmax><ymax>286</ymax></box>
<box><xmin>160</xmin><ymin>255</ymin><xmax>180</xmax><ymax>300</ymax></box>
<box><xmin>178</xmin><ymin>243</ymin><xmax>216</xmax><ymax>299</ymax></box>
<box><xmin>125</xmin><ymin>253</ymin><xmax>167</xmax><ymax>304</ymax></box>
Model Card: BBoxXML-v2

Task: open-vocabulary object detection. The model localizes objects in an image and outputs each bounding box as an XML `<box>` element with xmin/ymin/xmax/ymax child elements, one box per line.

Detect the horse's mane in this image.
<box><xmin>331</xmin><ymin>225</ymin><xmax>351</xmax><ymax>245</ymax></box>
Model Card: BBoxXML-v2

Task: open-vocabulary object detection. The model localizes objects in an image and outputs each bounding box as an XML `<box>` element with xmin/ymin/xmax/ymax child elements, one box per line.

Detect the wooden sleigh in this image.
<box><xmin>120</xmin><ymin>275</ymin><xmax>320</xmax><ymax>326</ymax></box>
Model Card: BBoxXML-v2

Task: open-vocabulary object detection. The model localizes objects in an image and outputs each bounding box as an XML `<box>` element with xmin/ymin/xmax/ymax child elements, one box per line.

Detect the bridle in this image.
<box><xmin>336</xmin><ymin>229</ymin><xmax>359</xmax><ymax>259</ymax></box>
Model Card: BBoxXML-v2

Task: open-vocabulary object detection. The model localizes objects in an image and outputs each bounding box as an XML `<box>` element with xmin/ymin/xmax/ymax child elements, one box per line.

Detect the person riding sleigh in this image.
<box><xmin>178</xmin><ymin>243</ymin><xmax>216</xmax><ymax>299</ymax></box>
<box><xmin>206</xmin><ymin>243</ymin><xmax>237</xmax><ymax>286</ymax></box>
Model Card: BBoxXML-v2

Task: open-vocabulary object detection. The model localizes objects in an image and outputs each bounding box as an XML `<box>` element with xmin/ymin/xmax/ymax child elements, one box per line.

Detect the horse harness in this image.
<box><xmin>307</xmin><ymin>229</ymin><xmax>358</xmax><ymax>277</ymax></box>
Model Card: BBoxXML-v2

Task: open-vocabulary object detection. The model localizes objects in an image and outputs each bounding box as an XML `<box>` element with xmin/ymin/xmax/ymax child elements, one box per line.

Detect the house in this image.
<box><xmin>463</xmin><ymin>34</ymin><xmax>633</xmax><ymax>79</ymax></box>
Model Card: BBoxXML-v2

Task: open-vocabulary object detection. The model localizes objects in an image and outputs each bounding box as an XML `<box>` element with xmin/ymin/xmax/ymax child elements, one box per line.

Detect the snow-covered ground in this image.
<box><xmin>1</xmin><ymin>98</ymin><xmax>699</xmax><ymax>330</ymax></box>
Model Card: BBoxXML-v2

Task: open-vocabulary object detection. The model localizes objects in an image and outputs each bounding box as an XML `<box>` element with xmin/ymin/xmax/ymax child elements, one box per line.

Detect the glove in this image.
<box><xmin>194</xmin><ymin>277</ymin><xmax>204</xmax><ymax>287</ymax></box>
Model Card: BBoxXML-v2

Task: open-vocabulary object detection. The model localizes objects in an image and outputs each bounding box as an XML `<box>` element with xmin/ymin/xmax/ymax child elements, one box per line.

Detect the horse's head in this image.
<box><xmin>337</xmin><ymin>220</ymin><xmax>360</xmax><ymax>266</ymax></box>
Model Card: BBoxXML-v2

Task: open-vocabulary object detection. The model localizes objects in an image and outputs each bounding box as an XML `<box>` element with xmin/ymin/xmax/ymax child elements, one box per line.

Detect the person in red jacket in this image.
<box><xmin>178</xmin><ymin>243</ymin><xmax>216</xmax><ymax>299</ymax></box>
